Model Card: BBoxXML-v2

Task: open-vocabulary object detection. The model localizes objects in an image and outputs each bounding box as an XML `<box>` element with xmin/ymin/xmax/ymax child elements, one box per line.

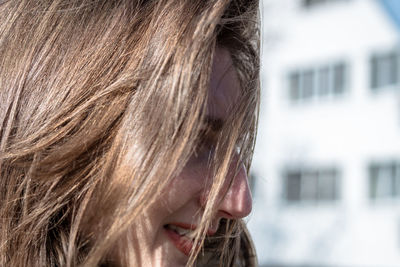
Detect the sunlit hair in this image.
<box><xmin>0</xmin><ymin>0</ymin><xmax>259</xmax><ymax>266</ymax></box>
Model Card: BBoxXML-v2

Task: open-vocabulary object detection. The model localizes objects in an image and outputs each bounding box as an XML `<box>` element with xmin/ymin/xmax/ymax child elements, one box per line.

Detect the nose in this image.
<box><xmin>218</xmin><ymin>163</ymin><xmax>252</xmax><ymax>219</ymax></box>
<box><xmin>200</xmin><ymin>160</ymin><xmax>253</xmax><ymax>219</ymax></box>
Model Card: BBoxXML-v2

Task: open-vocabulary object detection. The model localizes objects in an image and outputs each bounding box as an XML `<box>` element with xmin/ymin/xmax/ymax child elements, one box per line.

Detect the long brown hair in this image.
<box><xmin>0</xmin><ymin>0</ymin><xmax>260</xmax><ymax>266</ymax></box>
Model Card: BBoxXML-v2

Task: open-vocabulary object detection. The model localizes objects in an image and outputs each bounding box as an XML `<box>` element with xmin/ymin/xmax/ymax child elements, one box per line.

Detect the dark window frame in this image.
<box><xmin>288</xmin><ymin>61</ymin><xmax>348</xmax><ymax>103</ymax></box>
<box><xmin>370</xmin><ymin>51</ymin><xmax>399</xmax><ymax>91</ymax></box>
<box><xmin>283</xmin><ymin>167</ymin><xmax>340</xmax><ymax>204</ymax></box>
<box><xmin>369</xmin><ymin>161</ymin><xmax>400</xmax><ymax>201</ymax></box>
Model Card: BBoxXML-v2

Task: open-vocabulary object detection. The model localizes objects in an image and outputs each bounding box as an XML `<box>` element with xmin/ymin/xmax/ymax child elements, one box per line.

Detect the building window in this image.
<box><xmin>288</xmin><ymin>61</ymin><xmax>348</xmax><ymax>103</ymax></box>
<box><xmin>301</xmin><ymin>0</ymin><xmax>349</xmax><ymax>9</ymax></box>
<box><xmin>302</xmin><ymin>0</ymin><xmax>326</xmax><ymax>7</ymax></box>
<box><xmin>284</xmin><ymin>167</ymin><xmax>340</xmax><ymax>203</ymax></box>
<box><xmin>370</xmin><ymin>51</ymin><xmax>399</xmax><ymax>90</ymax></box>
<box><xmin>369</xmin><ymin>161</ymin><xmax>400</xmax><ymax>200</ymax></box>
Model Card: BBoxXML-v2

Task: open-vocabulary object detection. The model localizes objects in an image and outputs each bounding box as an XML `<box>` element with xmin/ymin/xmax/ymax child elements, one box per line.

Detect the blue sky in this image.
<box><xmin>379</xmin><ymin>0</ymin><xmax>400</xmax><ymax>30</ymax></box>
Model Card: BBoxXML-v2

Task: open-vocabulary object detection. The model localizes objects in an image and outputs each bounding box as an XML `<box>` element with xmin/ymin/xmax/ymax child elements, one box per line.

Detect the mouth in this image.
<box><xmin>163</xmin><ymin>223</ymin><xmax>216</xmax><ymax>256</ymax></box>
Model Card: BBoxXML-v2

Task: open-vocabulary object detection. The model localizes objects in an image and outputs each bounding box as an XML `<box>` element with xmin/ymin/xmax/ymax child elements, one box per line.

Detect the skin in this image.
<box><xmin>130</xmin><ymin>48</ymin><xmax>252</xmax><ymax>267</ymax></box>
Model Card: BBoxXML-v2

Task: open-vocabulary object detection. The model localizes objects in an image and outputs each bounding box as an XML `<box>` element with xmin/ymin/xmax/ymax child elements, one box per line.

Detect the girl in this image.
<box><xmin>0</xmin><ymin>0</ymin><xmax>259</xmax><ymax>266</ymax></box>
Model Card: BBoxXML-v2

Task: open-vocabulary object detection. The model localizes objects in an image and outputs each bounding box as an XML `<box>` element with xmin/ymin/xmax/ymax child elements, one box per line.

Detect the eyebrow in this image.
<box><xmin>205</xmin><ymin>116</ymin><xmax>224</xmax><ymax>132</ymax></box>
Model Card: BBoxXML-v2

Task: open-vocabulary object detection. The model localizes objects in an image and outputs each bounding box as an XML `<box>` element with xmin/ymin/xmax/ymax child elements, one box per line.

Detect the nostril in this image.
<box><xmin>219</xmin><ymin>210</ymin><xmax>234</xmax><ymax>219</ymax></box>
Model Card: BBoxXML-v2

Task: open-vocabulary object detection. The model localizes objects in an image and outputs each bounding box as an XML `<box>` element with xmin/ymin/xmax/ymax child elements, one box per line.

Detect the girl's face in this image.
<box><xmin>131</xmin><ymin>48</ymin><xmax>252</xmax><ymax>267</ymax></box>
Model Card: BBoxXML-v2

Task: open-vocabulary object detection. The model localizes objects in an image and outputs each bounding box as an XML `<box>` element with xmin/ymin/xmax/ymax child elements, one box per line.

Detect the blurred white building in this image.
<box><xmin>248</xmin><ymin>0</ymin><xmax>400</xmax><ymax>266</ymax></box>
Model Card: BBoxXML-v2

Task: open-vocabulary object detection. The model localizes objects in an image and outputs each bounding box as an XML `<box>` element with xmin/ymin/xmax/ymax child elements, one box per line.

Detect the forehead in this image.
<box><xmin>208</xmin><ymin>47</ymin><xmax>241</xmax><ymax>120</ymax></box>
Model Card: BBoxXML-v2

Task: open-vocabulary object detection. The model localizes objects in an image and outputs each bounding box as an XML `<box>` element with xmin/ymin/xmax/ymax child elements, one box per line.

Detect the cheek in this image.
<box><xmin>180</xmin><ymin>158</ymin><xmax>213</xmax><ymax>189</ymax></box>
<box><xmin>158</xmin><ymin>162</ymin><xmax>210</xmax><ymax>209</ymax></box>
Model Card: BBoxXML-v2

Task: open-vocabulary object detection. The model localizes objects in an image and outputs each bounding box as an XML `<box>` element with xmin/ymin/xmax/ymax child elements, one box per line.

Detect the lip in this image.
<box><xmin>164</xmin><ymin>222</ymin><xmax>217</xmax><ymax>256</ymax></box>
<box><xmin>170</xmin><ymin>222</ymin><xmax>217</xmax><ymax>236</ymax></box>
<box><xmin>164</xmin><ymin>228</ymin><xmax>192</xmax><ymax>256</ymax></box>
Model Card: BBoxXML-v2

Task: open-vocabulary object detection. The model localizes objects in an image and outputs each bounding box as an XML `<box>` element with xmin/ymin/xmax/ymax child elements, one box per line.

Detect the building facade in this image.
<box><xmin>249</xmin><ymin>0</ymin><xmax>400</xmax><ymax>266</ymax></box>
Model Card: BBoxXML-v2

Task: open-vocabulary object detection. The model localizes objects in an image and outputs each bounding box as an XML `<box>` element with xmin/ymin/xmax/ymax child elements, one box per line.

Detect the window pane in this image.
<box><xmin>395</xmin><ymin>164</ymin><xmax>400</xmax><ymax>197</ymax></box>
<box><xmin>389</xmin><ymin>52</ymin><xmax>398</xmax><ymax>85</ymax></box>
<box><xmin>379</xmin><ymin>55</ymin><xmax>392</xmax><ymax>87</ymax></box>
<box><xmin>286</xmin><ymin>171</ymin><xmax>301</xmax><ymax>202</ymax></box>
<box><xmin>318</xmin><ymin>67</ymin><xmax>330</xmax><ymax>96</ymax></box>
<box><xmin>333</xmin><ymin>63</ymin><xmax>346</xmax><ymax>94</ymax></box>
<box><xmin>369</xmin><ymin>165</ymin><xmax>379</xmax><ymax>199</ymax></box>
<box><xmin>318</xmin><ymin>169</ymin><xmax>337</xmax><ymax>200</ymax></box>
<box><xmin>374</xmin><ymin>164</ymin><xmax>393</xmax><ymax>198</ymax></box>
<box><xmin>289</xmin><ymin>72</ymin><xmax>300</xmax><ymax>101</ymax></box>
<box><xmin>302</xmin><ymin>70</ymin><xmax>314</xmax><ymax>99</ymax></box>
<box><xmin>390</xmin><ymin>162</ymin><xmax>397</xmax><ymax>197</ymax></box>
<box><xmin>370</xmin><ymin>56</ymin><xmax>378</xmax><ymax>89</ymax></box>
<box><xmin>301</xmin><ymin>170</ymin><xmax>318</xmax><ymax>201</ymax></box>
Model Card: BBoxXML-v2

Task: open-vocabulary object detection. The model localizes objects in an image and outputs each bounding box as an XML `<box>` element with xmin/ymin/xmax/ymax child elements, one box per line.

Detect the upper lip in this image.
<box><xmin>167</xmin><ymin>222</ymin><xmax>217</xmax><ymax>237</ymax></box>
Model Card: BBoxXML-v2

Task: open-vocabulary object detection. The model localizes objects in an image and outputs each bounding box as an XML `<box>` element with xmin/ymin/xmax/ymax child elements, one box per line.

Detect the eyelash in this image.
<box><xmin>194</xmin><ymin>129</ymin><xmax>217</xmax><ymax>158</ymax></box>
<box><xmin>192</xmin><ymin>127</ymin><xmax>248</xmax><ymax>164</ymax></box>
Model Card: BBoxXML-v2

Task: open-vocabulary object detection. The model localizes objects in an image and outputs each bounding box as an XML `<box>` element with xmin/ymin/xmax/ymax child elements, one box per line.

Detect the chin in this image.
<box><xmin>149</xmin><ymin>235</ymin><xmax>191</xmax><ymax>267</ymax></box>
<box><xmin>153</xmin><ymin>253</ymin><xmax>188</xmax><ymax>267</ymax></box>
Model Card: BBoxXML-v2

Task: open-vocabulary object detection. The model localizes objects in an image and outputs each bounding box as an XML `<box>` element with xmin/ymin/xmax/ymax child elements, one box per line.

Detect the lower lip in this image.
<box><xmin>164</xmin><ymin>227</ymin><xmax>193</xmax><ymax>256</ymax></box>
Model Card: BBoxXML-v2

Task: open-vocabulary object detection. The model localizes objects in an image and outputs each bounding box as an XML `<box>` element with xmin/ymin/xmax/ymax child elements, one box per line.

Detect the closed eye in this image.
<box><xmin>193</xmin><ymin>116</ymin><xmax>224</xmax><ymax>159</ymax></box>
